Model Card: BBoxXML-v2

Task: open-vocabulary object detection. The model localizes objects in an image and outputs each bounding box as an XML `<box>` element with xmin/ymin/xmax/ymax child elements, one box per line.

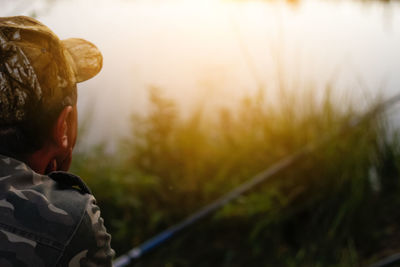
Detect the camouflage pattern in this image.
<box><xmin>0</xmin><ymin>16</ymin><xmax>102</xmax><ymax>126</ymax></box>
<box><xmin>0</xmin><ymin>154</ymin><xmax>115</xmax><ymax>266</ymax></box>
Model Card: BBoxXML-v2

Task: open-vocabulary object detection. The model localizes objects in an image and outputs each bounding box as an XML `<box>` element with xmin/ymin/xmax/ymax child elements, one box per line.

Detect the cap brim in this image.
<box><xmin>62</xmin><ymin>38</ymin><xmax>103</xmax><ymax>83</ymax></box>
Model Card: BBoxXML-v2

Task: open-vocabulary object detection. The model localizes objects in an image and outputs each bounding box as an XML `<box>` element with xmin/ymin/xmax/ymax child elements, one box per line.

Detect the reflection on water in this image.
<box><xmin>2</xmin><ymin>0</ymin><xmax>400</xmax><ymax>147</ymax></box>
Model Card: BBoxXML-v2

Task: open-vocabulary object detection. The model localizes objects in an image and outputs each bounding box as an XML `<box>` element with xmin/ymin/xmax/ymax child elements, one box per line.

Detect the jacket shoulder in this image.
<box><xmin>48</xmin><ymin>171</ymin><xmax>92</xmax><ymax>195</ymax></box>
<box><xmin>0</xmin><ymin>168</ymin><xmax>93</xmax><ymax>248</ymax></box>
<box><xmin>0</xmin><ymin>158</ymin><xmax>95</xmax><ymax>266</ymax></box>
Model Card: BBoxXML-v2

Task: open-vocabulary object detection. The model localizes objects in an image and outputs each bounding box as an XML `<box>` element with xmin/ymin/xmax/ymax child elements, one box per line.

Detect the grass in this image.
<box><xmin>71</xmin><ymin>86</ymin><xmax>400</xmax><ymax>266</ymax></box>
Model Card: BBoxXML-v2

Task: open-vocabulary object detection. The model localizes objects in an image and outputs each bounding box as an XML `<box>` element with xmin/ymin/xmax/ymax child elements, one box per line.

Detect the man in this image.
<box><xmin>0</xmin><ymin>16</ymin><xmax>115</xmax><ymax>266</ymax></box>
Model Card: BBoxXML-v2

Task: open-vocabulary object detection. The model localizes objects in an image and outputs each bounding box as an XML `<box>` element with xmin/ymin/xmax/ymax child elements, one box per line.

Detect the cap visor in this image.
<box><xmin>62</xmin><ymin>38</ymin><xmax>103</xmax><ymax>83</ymax></box>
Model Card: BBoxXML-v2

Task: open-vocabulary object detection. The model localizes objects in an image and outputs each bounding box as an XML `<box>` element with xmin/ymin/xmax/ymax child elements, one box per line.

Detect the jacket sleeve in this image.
<box><xmin>57</xmin><ymin>195</ymin><xmax>115</xmax><ymax>267</ymax></box>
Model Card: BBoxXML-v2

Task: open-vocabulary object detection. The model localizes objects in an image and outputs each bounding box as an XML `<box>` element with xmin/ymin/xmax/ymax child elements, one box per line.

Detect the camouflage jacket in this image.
<box><xmin>0</xmin><ymin>154</ymin><xmax>115</xmax><ymax>266</ymax></box>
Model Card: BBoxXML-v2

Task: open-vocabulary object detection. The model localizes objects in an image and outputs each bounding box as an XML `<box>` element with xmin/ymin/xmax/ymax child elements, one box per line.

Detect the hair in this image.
<box><xmin>0</xmin><ymin>109</ymin><xmax>58</xmax><ymax>161</ymax></box>
<box><xmin>0</xmin><ymin>94</ymin><xmax>76</xmax><ymax>161</ymax></box>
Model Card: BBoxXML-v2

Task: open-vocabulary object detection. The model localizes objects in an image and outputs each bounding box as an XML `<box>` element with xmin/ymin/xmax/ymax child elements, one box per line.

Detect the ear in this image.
<box><xmin>52</xmin><ymin>106</ymin><xmax>73</xmax><ymax>149</ymax></box>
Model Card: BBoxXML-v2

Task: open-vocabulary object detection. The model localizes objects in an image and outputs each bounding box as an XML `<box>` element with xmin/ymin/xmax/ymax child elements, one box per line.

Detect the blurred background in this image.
<box><xmin>2</xmin><ymin>0</ymin><xmax>400</xmax><ymax>266</ymax></box>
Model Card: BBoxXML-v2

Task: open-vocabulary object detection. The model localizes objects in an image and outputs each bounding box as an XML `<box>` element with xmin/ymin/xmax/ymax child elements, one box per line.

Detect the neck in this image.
<box><xmin>26</xmin><ymin>147</ymin><xmax>56</xmax><ymax>174</ymax></box>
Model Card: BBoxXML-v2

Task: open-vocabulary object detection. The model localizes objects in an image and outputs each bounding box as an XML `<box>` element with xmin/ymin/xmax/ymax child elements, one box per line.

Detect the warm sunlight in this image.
<box><xmin>2</xmin><ymin>0</ymin><xmax>400</xmax><ymax>266</ymax></box>
<box><xmin>7</xmin><ymin>0</ymin><xmax>394</xmax><ymax>146</ymax></box>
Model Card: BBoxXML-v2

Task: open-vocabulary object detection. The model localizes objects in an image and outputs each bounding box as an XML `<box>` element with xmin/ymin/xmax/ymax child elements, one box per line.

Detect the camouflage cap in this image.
<box><xmin>0</xmin><ymin>16</ymin><xmax>102</xmax><ymax>126</ymax></box>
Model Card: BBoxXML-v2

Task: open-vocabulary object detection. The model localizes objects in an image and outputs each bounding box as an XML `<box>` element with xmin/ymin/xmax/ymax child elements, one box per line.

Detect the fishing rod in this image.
<box><xmin>369</xmin><ymin>253</ymin><xmax>400</xmax><ymax>267</ymax></box>
<box><xmin>113</xmin><ymin>93</ymin><xmax>400</xmax><ymax>267</ymax></box>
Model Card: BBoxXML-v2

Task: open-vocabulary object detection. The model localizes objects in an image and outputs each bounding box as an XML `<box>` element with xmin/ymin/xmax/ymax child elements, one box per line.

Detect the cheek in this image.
<box><xmin>70</xmin><ymin>108</ymin><xmax>78</xmax><ymax>148</ymax></box>
<box><xmin>71</xmin><ymin>123</ymin><xmax>77</xmax><ymax>148</ymax></box>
